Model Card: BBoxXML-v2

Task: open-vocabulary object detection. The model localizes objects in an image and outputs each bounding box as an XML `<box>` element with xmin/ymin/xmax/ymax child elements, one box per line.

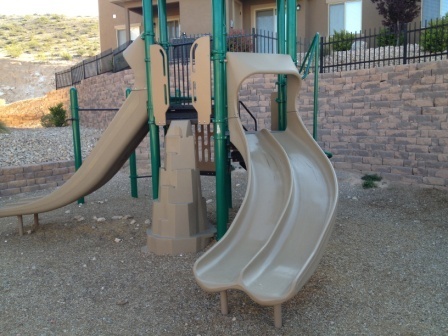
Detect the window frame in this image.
<box><xmin>327</xmin><ymin>0</ymin><xmax>362</xmax><ymax>36</ymax></box>
<box><xmin>115</xmin><ymin>23</ymin><xmax>141</xmax><ymax>47</ymax></box>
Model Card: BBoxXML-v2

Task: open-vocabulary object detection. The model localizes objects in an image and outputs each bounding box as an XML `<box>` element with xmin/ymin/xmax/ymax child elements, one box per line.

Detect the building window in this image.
<box><xmin>328</xmin><ymin>0</ymin><xmax>362</xmax><ymax>35</ymax></box>
<box><xmin>422</xmin><ymin>0</ymin><xmax>448</xmax><ymax>25</ymax></box>
<box><xmin>167</xmin><ymin>20</ymin><xmax>180</xmax><ymax>40</ymax></box>
<box><xmin>116</xmin><ymin>25</ymin><xmax>141</xmax><ymax>47</ymax></box>
<box><xmin>154</xmin><ymin>18</ymin><xmax>180</xmax><ymax>41</ymax></box>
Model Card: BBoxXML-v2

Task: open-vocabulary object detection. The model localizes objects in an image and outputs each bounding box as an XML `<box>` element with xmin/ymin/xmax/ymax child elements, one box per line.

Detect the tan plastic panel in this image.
<box><xmin>190</xmin><ymin>36</ymin><xmax>212</xmax><ymax>125</ymax></box>
<box><xmin>0</xmin><ymin>37</ymin><xmax>149</xmax><ymax>218</ymax></box>
<box><xmin>146</xmin><ymin>120</ymin><xmax>215</xmax><ymax>255</ymax></box>
<box><xmin>194</xmin><ymin>52</ymin><xmax>339</xmax><ymax>307</ymax></box>
<box><xmin>151</xmin><ymin>44</ymin><xmax>170</xmax><ymax>126</ymax></box>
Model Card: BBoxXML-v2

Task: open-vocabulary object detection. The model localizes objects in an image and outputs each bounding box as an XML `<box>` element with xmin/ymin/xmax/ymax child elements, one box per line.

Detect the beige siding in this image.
<box><xmin>179</xmin><ymin>0</ymin><xmax>212</xmax><ymax>34</ymax></box>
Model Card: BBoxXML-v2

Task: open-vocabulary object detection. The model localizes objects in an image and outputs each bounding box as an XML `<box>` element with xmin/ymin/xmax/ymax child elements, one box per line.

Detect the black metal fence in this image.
<box><xmin>55</xmin><ymin>42</ymin><xmax>130</xmax><ymax>89</ymax></box>
<box><xmin>320</xmin><ymin>19</ymin><xmax>448</xmax><ymax>73</ymax></box>
<box><xmin>56</xmin><ymin>19</ymin><xmax>448</xmax><ymax>89</ymax></box>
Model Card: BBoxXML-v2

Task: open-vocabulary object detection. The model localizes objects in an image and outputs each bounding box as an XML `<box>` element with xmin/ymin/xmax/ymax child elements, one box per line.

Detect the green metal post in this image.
<box><xmin>143</xmin><ymin>0</ymin><xmax>161</xmax><ymax>200</ymax></box>
<box><xmin>287</xmin><ymin>0</ymin><xmax>297</xmax><ymax>65</ymax></box>
<box><xmin>158</xmin><ymin>0</ymin><xmax>169</xmax><ymax>56</ymax></box>
<box><xmin>158</xmin><ymin>0</ymin><xmax>170</xmax><ymax>98</ymax></box>
<box><xmin>313</xmin><ymin>33</ymin><xmax>320</xmax><ymax>141</ymax></box>
<box><xmin>212</xmin><ymin>0</ymin><xmax>229</xmax><ymax>240</ymax></box>
<box><xmin>276</xmin><ymin>0</ymin><xmax>287</xmax><ymax>131</ymax></box>
<box><xmin>69</xmin><ymin>87</ymin><xmax>84</xmax><ymax>204</ymax></box>
<box><xmin>126</xmin><ymin>88</ymin><xmax>138</xmax><ymax>198</ymax></box>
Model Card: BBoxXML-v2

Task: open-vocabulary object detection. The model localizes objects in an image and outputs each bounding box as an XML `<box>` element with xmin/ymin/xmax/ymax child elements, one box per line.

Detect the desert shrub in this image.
<box><xmin>421</xmin><ymin>14</ymin><xmax>448</xmax><ymax>53</ymax></box>
<box><xmin>0</xmin><ymin>120</ymin><xmax>9</xmax><ymax>133</ymax></box>
<box><xmin>227</xmin><ymin>29</ymin><xmax>253</xmax><ymax>52</ymax></box>
<box><xmin>330</xmin><ymin>30</ymin><xmax>355</xmax><ymax>51</ymax></box>
<box><xmin>35</xmin><ymin>53</ymin><xmax>48</xmax><ymax>61</ymax></box>
<box><xmin>377</xmin><ymin>28</ymin><xmax>404</xmax><ymax>46</ymax></box>
<box><xmin>361</xmin><ymin>174</ymin><xmax>383</xmax><ymax>189</ymax></box>
<box><xmin>41</xmin><ymin>103</ymin><xmax>68</xmax><ymax>127</ymax></box>
<box><xmin>60</xmin><ymin>51</ymin><xmax>72</xmax><ymax>61</ymax></box>
<box><xmin>5</xmin><ymin>43</ymin><xmax>24</xmax><ymax>58</ymax></box>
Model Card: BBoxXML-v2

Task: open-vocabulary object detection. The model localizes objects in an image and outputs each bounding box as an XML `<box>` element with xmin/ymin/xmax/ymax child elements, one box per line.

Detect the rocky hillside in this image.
<box><xmin>0</xmin><ymin>14</ymin><xmax>100</xmax><ymax>105</ymax></box>
<box><xmin>0</xmin><ymin>14</ymin><xmax>99</xmax><ymax>61</ymax></box>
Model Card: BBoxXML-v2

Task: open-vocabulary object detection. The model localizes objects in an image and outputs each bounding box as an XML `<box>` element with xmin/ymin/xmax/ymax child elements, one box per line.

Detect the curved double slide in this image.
<box><xmin>0</xmin><ymin>37</ymin><xmax>148</xmax><ymax>218</ymax></box>
<box><xmin>194</xmin><ymin>53</ymin><xmax>338</xmax><ymax>325</ymax></box>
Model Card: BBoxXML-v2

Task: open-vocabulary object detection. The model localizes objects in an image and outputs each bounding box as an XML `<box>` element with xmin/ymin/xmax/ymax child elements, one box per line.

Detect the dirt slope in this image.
<box><xmin>0</xmin><ymin>57</ymin><xmax>73</xmax><ymax>105</ymax></box>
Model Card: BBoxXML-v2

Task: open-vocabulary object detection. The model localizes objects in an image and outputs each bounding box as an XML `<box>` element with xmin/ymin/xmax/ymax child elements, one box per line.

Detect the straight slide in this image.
<box><xmin>194</xmin><ymin>53</ymin><xmax>338</xmax><ymax>307</ymax></box>
<box><xmin>0</xmin><ymin>37</ymin><xmax>148</xmax><ymax>218</ymax></box>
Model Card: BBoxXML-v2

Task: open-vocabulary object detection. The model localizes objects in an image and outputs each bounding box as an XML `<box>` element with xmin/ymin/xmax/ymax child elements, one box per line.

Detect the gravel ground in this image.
<box><xmin>0</xmin><ymin>127</ymin><xmax>102</xmax><ymax>167</ymax></box>
<box><xmin>0</xmin><ymin>167</ymin><xmax>447</xmax><ymax>335</ymax></box>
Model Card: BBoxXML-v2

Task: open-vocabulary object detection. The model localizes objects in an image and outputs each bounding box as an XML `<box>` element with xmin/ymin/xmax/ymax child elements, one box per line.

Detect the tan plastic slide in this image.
<box><xmin>194</xmin><ymin>52</ymin><xmax>338</xmax><ymax>327</ymax></box>
<box><xmin>0</xmin><ymin>37</ymin><xmax>149</xmax><ymax>219</ymax></box>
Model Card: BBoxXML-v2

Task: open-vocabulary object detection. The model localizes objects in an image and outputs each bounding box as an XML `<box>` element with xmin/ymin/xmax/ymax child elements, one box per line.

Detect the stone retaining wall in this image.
<box><xmin>2</xmin><ymin>59</ymin><xmax>447</xmax><ymax>194</ymax></box>
<box><xmin>0</xmin><ymin>161</ymin><xmax>75</xmax><ymax>197</ymax></box>
<box><xmin>301</xmin><ymin>60</ymin><xmax>448</xmax><ymax>189</ymax></box>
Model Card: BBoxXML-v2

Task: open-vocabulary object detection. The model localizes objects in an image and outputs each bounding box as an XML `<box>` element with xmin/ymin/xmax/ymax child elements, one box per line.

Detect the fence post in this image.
<box><xmin>69</xmin><ymin>87</ymin><xmax>84</xmax><ymax>205</ymax></box>
<box><xmin>402</xmin><ymin>23</ymin><xmax>408</xmax><ymax>65</ymax></box>
<box><xmin>319</xmin><ymin>36</ymin><xmax>324</xmax><ymax>73</ymax></box>
<box><xmin>252</xmin><ymin>27</ymin><xmax>257</xmax><ymax>52</ymax></box>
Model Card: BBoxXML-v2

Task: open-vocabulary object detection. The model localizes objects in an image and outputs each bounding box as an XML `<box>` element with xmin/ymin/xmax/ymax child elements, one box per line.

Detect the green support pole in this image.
<box><xmin>212</xmin><ymin>0</ymin><xmax>229</xmax><ymax>240</ymax></box>
<box><xmin>287</xmin><ymin>0</ymin><xmax>297</xmax><ymax>66</ymax></box>
<box><xmin>143</xmin><ymin>0</ymin><xmax>161</xmax><ymax>200</ymax></box>
<box><xmin>158</xmin><ymin>0</ymin><xmax>171</xmax><ymax>100</ymax></box>
<box><xmin>69</xmin><ymin>87</ymin><xmax>84</xmax><ymax>205</ymax></box>
<box><xmin>126</xmin><ymin>88</ymin><xmax>138</xmax><ymax>198</ymax></box>
<box><xmin>276</xmin><ymin>0</ymin><xmax>287</xmax><ymax>131</ymax></box>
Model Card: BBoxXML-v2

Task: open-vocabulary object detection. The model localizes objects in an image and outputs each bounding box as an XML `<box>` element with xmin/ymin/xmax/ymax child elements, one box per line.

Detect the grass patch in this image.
<box><xmin>361</xmin><ymin>174</ymin><xmax>383</xmax><ymax>189</ymax></box>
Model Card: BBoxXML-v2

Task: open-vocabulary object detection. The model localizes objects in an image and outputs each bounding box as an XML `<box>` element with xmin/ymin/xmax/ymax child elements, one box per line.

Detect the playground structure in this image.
<box><xmin>0</xmin><ymin>0</ymin><xmax>338</xmax><ymax>328</ymax></box>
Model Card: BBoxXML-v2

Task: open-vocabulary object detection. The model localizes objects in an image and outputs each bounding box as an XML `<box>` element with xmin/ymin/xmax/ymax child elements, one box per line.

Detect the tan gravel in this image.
<box><xmin>0</xmin><ymin>169</ymin><xmax>447</xmax><ymax>335</ymax></box>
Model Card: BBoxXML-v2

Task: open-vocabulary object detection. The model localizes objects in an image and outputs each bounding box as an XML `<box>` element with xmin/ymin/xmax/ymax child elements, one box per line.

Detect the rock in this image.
<box><xmin>130</xmin><ymin>219</ymin><xmax>136</xmax><ymax>225</ymax></box>
<box><xmin>351</xmin><ymin>40</ymin><xmax>367</xmax><ymax>51</ymax></box>
<box><xmin>111</xmin><ymin>216</ymin><xmax>123</xmax><ymax>220</ymax></box>
<box><xmin>114</xmin><ymin>238</ymin><xmax>123</xmax><ymax>243</ymax></box>
<box><xmin>123</xmin><ymin>215</ymin><xmax>133</xmax><ymax>219</ymax></box>
<box><xmin>96</xmin><ymin>217</ymin><xmax>106</xmax><ymax>222</ymax></box>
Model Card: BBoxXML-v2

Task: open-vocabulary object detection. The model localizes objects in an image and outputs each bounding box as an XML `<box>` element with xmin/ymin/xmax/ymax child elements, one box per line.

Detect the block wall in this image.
<box><xmin>0</xmin><ymin>161</ymin><xmax>75</xmax><ymax>197</ymax></box>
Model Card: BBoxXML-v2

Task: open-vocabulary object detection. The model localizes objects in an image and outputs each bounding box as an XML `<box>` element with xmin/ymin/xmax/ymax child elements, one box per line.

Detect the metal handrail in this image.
<box><xmin>299</xmin><ymin>33</ymin><xmax>319</xmax><ymax>79</ymax></box>
<box><xmin>238</xmin><ymin>101</ymin><xmax>258</xmax><ymax>131</ymax></box>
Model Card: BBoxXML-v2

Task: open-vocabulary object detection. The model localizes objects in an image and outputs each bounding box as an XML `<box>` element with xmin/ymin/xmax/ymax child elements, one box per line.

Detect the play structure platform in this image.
<box><xmin>0</xmin><ymin>4</ymin><xmax>338</xmax><ymax>325</ymax></box>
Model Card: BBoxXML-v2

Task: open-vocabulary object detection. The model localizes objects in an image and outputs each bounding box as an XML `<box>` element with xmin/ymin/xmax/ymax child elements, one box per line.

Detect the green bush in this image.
<box><xmin>41</xmin><ymin>103</ymin><xmax>68</xmax><ymax>127</ymax></box>
<box><xmin>330</xmin><ymin>30</ymin><xmax>355</xmax><ymax>51</ymax></box>
<box><xmin>421</xmin><ymin>14</ymin><xmax>448</xmax><ymax>53</ymax></box>
<box><xmin>0</xmin><ymin>120</ymin><xmax>9</xmax><ymax>133</ymax></box>
<box><xmin>377</xmin><ymin>28</ymin><xmax>404</xmax><ymax>47</ymax></box>
<box><xmin>361</xmin><ymin>174</ymin><xmax>383</xmax><ymax>189</ymax></box>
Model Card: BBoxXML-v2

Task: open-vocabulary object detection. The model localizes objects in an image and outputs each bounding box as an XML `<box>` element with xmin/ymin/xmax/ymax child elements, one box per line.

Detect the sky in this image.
<box><xmin>0</xmin><ymin>0</ymin><xmax>98</xmax><ymax>17</ymax></box>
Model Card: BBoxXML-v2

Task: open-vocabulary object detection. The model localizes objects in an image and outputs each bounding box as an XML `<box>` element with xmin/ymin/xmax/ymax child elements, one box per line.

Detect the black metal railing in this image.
<box><xmin>56</xmin><ymin>19</ymin><xmax>448</xmax><ymax>89</ymax></box>
<box><xmin>55</xmin><ymin>43</ymin><xmax>128</xmax><ymax>89</ymax></box>
<box><xmin>320</xmin><ymin>19</ymin><xmax>448</xmax><ymax>73</ymax></box>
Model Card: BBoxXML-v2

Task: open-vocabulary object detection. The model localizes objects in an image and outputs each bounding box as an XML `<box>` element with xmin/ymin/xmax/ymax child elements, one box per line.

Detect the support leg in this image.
<box><xmin>33</xmin><ymin>213</ymin><xmax>39</xmax><ymax>229</ymax></box>
<box><xmin>220</xmin><ymin>291</ymin><xmax>228</xmax><ymax>315</ymax></box>
<box><xmin>17</xmin><ymin>215</ymin><xmax>23</xmax><ymax>236</ymax></box>
<box><xmin>274</xmin><ymin>304</ymin><xmax>282</xmax><ymax>328</ymax></box>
